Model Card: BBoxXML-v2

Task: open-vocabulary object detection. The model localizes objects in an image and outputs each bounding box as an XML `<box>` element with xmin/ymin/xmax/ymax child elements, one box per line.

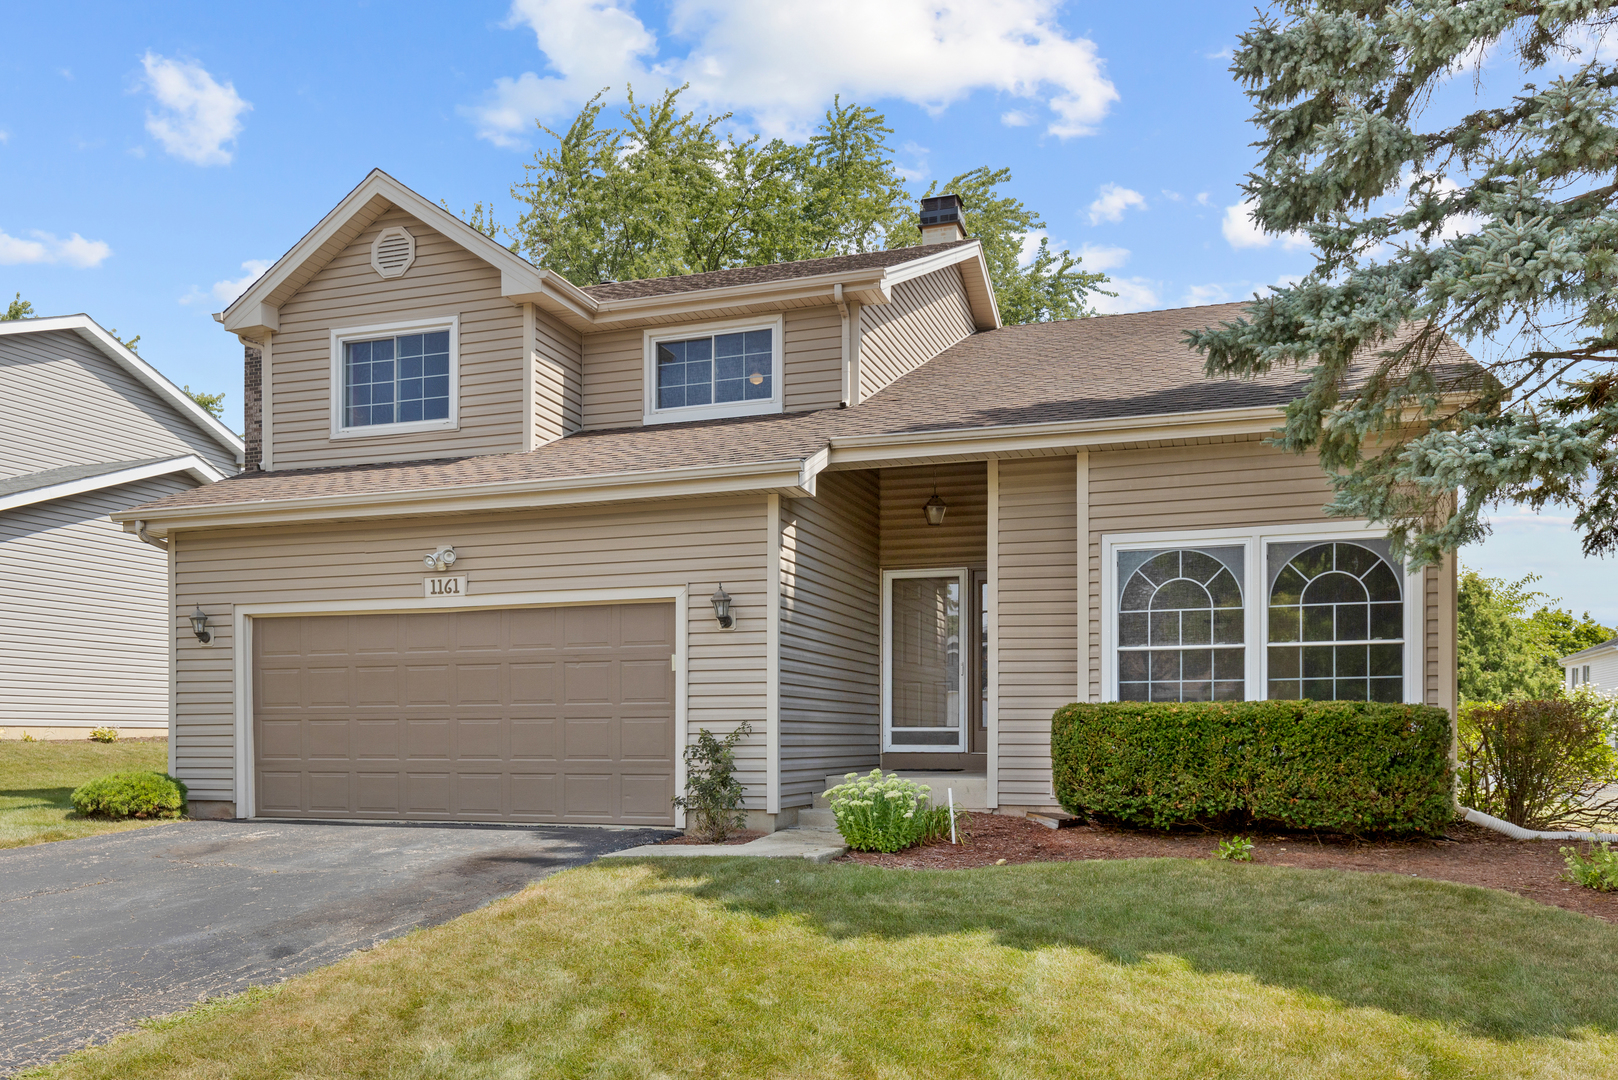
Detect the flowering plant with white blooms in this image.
<box><xmin>824</xmin><ymin>769</ymin><xmax>952</xmax><ymax>853</ymax></box>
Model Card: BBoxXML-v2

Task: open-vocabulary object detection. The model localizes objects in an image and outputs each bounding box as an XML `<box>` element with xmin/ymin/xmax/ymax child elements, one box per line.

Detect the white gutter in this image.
<box><xmin>0</xmin><ymin>455</ymin><xmax>226</xmax><ymax>514</ymax></box>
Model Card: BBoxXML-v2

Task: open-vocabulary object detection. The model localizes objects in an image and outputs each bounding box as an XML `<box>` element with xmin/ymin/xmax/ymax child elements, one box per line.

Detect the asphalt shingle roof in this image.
<box><xmin>579</xmin><ymin>242</ymin><xmax>975</xmax><ymax>302</ymax></box>
<box><xmin>125</xmin><ymin>302</ymin><xmax>1480</xmax><ymax>515</ymax></box>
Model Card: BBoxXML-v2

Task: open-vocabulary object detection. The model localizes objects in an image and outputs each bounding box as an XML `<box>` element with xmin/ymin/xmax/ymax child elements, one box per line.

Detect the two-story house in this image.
<box><xmin>119</xmin><ymin>170</ymin><xmax>1462</xmax><ymax>828</ymax></box>
<box><xmin>1</xmin><ymin>315</ymin><xmax>242</xmax><ymax>739</ymax></box>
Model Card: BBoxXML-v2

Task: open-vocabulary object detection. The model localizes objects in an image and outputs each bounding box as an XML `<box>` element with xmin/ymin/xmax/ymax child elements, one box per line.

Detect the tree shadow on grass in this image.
<box><xmin>637</xmin><ymin>855</ymin><xmax>1618</xmax><ymax>1042</ymax></box>
<box><xmin>0</xmin><ymin>786</ymin><xmax>76</xmax><ymax>812</ymax></box>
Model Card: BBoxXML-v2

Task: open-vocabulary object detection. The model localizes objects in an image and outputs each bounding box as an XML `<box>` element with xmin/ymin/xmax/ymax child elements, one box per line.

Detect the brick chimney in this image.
<box><xmin>242</xmin><ymin>340</ymin><xmax>262</xmax><ymax>471</ymax></box>
<box><xmin>919</xmin><ymin>193</ymin><xmax>966</xmax><ymax>245</ymax></box>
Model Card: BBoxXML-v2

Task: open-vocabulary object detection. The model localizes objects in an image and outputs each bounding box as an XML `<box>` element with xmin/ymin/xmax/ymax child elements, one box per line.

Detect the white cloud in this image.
<box><xmin>1181</xmin><ymin>275</ymin><xmax>1304</xmax><ymax>308</ymax></box>
<box><xmin>1087</xmin><ymin>183</ymin><xmax>1145</xmax><ymax>225</ymax></box>
<box><xmin>1091</xmin><ymin>277</ymin><xmax>1160</xmax><ymax>314</ymax></box>
<box><xmin>467</xmin><ymin>0</ymin><xmax>1118</xmax><ymax>146</ymax></box>
<box><xmin>140</xmin><ymin>53</ymin><xmax>251</xmax><ymax>166</ymax></box>
<box><xmin>1076</xmin><ymin>242</ymin><xmax>1130</xmax><ymax>272</ymax></box>
<box><xmin>896</xmin><ymin>141</ymin><xmax>929</xmax><ymax>183</ymax></box>
<box><xmin>1221</xmin><ymin>198</ymin><xmax>1310</xmax><ymax>251</ymax></box>
<box><xmin>182</xmin><ymin>259</ymin><xmax>271</xmax><ymax>306</ymax></box>
<box><xmin>1000</xmin><ymin>110</ymin><xmax>1032</xmax><ymax>127</ymax></box>
<box><xmin>1160</xmin><ymin>189</ymin><xmax>1182</xmax><ymax>202</ymax></box>
<box><xmin>1183</xmin><ymin>282</ymin><xmax>1233</xmax><ymax>306</ymax></box>
<box><xmin>0</xmin><ymin>228</ymin><xmax>111</xmax><ymax>268</ymax></box>
<box><xmin>1195</xmin><ymin>192</ymin><xmax>1210</xmax><ymax>206</ymax></box>
<box><xmin>0</xmin><ymin>130</ymin><xmax>9</xmax><ymax>145</ymax></box>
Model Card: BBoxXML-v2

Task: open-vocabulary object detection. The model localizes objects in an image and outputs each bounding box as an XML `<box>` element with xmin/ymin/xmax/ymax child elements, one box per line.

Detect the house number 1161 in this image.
<box><xmin>424</xmin><ymin>575</ymin><xmax>468</xmax><ymax>599</ymax></box>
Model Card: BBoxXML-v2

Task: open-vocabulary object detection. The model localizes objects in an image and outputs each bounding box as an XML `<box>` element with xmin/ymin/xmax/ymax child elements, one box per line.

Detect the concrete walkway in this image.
<box><xmin>604</xmin><ymin>814</ymin><xmax>848</xmax><ymax>863</ymax></box>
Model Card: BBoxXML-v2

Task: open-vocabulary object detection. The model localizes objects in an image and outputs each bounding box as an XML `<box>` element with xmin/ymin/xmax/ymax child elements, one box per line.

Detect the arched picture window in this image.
<box><xmin>1117</xmin><ymin>547</ymin><xmax>1245</xmax><ymax>702</ymax></box>
<box><xmin>1267</xmin><ymin>541</ymin><xmax>1403</xmax><ymax>701</ymax></box>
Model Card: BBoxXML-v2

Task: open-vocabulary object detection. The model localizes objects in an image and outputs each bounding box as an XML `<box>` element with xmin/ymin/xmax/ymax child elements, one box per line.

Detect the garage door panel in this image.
<box><xmin>620</xmin><ymin>659</ymin><xmax>672</xmax><ymax>704</ymax></box>
<box><xmin>456</xmin><ymin>773</ymin><xmax>503</xmax><ymax>814</ymax></box>
<box><xmin>406</xmin><ymin>718</ymin><xmax>453</xmax><ymax>760</ymax></box>
<box><xmin>354</xmin><ymin>719</ymin><xmax>402</xmax><ymax>760</ymax></box>
<box><xmin>254</xmin><ymin>604</ymin><xmax>674</xmax><ymax>825</ymax></box>
<box><xmin>307</xmin><ymin>772</ymin><xmax>351</xmax><ymax>813</ymax></box>
<box><xmin>456</xmin><ymin>718</ymin><xmax>503</xmax><ymax>759</ymax></box>
<box><xmin>509</xmin><ymin>662</ymin><xmax>558</xmax><ymax>704</ymax></box>
<box><xmin>306</xmin><ymin>720</ymin><xmax>351</xmax><ymax>760</ymax></box>
<box><xmin>510</xmin><ymin>718</ymin><xmax>559</xmax><ymax>761</ymax></box>
<box><xmin>406</xmin><ymin>772</ymin><xmax>451</xmax><ymax>814</ymax></box>
<box><xmin>454</xmin><ymin>664</ymin><xmax>502</xmax><ymax>706</ymax></box>
<box><xmin>405</xmin><ymin>665</ymin><xmax>451</xmax><ymax>706</ymax></box>
<box><xmin>355</xmin><ymin>665</ymin><xmax>402</xmax><ymax>706</ymax></box>
<box><xmin>357</xmin><ymin>772</ymin><xmax>401</xmax><ymax>814</ymax></box>
<box><xmin>510</xmin><ymin>772</ymin><xmax>559</xmax><ymax>816</ymax></box>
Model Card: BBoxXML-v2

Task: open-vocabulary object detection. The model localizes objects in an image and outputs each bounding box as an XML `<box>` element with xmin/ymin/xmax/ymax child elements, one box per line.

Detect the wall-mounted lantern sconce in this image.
<box><xmin>923</xmin><ymin>467</ymin><xmax>948</xmax><ymax>527</ymax></box>
<box><xmin>423</xmin><ymin>546</ymin><xmax>458</xmax><ymax>572</ymax></box>
<box><xmin>189</xmin><ymin>606</ymin><xmax>213</xmax><ymax>645</ymax></box>
<box><xmin>711</xmin><ymin>584</ymin><xmax>734</xmax><ymax>629</ymax></box>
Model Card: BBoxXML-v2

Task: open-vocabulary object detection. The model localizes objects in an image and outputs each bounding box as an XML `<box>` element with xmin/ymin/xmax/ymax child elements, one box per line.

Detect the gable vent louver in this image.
<box><xmin>370</xmin><ymin>226</ymin><xmax>416</xmax><ymax>279</ymax></box>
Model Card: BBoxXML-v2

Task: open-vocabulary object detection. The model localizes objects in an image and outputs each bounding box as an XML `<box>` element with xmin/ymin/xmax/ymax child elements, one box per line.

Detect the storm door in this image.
<box><xmin>882</xmin><ymin>569</ymin><xmax>969</xmax><ymax>753</ymax></box>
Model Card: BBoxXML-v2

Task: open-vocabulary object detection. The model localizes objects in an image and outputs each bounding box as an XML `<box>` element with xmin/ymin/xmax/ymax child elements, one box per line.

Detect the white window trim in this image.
<box><xmin>642</xmin><ymin>314</ymin><xmax>784</xmax><ymax>426</ymax></box>
<box><xmin>329</xmin><ymin>315</ymin><xmax>460</xmax><ymax>440</ymax></box>
<box><xmin>1100</xmin><ymin>522</ymin><xmax>1424</xmax><ymax>705</ymax></box>
<box><xmin>881</xmin><ymin>567</ymin><xmax>970</xmax><ymax>753</ymax></box>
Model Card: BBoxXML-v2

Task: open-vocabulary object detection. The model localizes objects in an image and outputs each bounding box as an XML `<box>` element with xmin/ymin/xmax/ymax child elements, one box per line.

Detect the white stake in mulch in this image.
<box><xmin>948</xmin><ymin>788</ymin><xmax>957</xmax><ymax>845</ymax></box>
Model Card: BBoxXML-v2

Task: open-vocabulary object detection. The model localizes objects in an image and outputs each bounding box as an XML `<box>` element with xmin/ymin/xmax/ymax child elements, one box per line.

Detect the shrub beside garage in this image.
<box><xmin>1051</xmin><ymin>700</ymin><xmax>1453</xmax><ymax>835</ymax></box>
<box><xmin>70</xmin><ymin>771</ymin><xmax>188</xmax><ymax>819</ymax></box>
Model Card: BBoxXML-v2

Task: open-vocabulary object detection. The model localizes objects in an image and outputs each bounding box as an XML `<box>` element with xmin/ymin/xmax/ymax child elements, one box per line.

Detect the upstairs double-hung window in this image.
<box><xmin>331</xmin><ymin>318</ymin><xmax>457</xmax><ymax>437</ymax></box>
<box><xmin>644</xmin><ymin>319</ymin><xmax>782</xmax><ymax>424</ymax></box>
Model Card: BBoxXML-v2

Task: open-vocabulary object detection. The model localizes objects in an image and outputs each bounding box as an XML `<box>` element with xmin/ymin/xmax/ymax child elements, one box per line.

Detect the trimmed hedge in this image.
<box><xmin>70</xmin><ymin>771</ymin><xmax>188</xmax><ymax>819</ymax></box>
<box><xmin>1051</xmin><ymin>700</ymin><xmax>1453</xmax><ymax>835</ymax></box>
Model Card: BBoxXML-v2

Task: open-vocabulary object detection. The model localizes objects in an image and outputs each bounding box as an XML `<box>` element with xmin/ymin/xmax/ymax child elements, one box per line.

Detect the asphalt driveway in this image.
<box><xmin>0</xmin><ymin>818</ymin><xmax>671</xmax><ymax>1075</ymax></box>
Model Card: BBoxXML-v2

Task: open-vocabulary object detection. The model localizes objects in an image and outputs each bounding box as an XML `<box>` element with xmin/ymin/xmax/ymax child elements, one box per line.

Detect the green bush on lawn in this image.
<box><xmin>1051</xmin><ymin>700</ymin><xmax>1453</xmax><ymax>834</ymax></box>
<box><xmin>70</xmin><ymin>771</ymin><xmax>188</xmax><ymax>819</ymax></box>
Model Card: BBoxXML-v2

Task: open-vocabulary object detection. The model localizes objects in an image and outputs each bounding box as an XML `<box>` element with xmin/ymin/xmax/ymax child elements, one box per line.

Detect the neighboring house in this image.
<box><xmin>119</xmin><ymin>170</ymin><xmax>1465</xmax><ymax>826</ymax></box>
<box><xmin>0</xmin><ymin>315</ymin><xmax>243</xmax><ymax>739</ymax></box>
<box><xmin>1563</xmin><ymin>638</ymin><xmax>1618</xmax><ymax>694</ymax></box>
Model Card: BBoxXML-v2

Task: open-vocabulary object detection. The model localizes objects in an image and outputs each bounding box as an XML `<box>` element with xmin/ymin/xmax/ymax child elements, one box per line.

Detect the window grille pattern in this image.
<box><xmin>1117</xmin><ymin>548</ymin><xmax>1245</xmax><ymax>702</ymax></box>
<box><xmin>343</xmin><ymin>331</ymin><xmax>450</xmax><ymax>427</ymax></box>
<box><xmin>1267</xmin><ymin>542</ymin><xmax>1403</xmax><ymax>701</ymax></box>
<box><xmin>656</xmin><ymin>329</ymin><xmax>772</xmax><ymax>409</ymax></box>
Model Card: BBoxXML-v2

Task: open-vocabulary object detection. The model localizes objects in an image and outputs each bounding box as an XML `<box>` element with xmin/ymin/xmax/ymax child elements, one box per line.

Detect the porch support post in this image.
<box><xmin>766</xmin><ymin>493</ymin><xmax>781</xmax><ymax>815</ymax></box>
<box><xmin>1076</xmin><ymin>451</ymin><xmax>1089</xmax><ymax>703</ymax></box>
<box><xmin>986</xmin><ymin>458</ymin><xmax>1000</xmax><ymax>809</ymax></box>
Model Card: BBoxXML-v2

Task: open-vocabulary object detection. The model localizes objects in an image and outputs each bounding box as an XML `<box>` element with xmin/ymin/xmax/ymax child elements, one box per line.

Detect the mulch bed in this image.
<box><xmin>841</xmin><ymin>815</ymin><xmax>1618</xmax><ymax>923</ymax></box>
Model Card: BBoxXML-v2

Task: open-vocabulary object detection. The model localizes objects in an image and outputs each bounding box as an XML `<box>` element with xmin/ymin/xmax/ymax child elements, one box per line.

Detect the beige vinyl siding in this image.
<box><xmin>0</xmin><ymin>474</ymin><xmax>196</xmax><ymax>725</ymax></box>
<box><xmin>579</xmin><ymin>328</ymin><xmax>644</xmax><ymax>429</ymax></box>
<box><xmin>171</xmin><ymin>498</ymin><xmax>769</xmax><ymax>807</ymax></box>
<box><xmin>996</xmin><ymin>456</ymin><xmax>1078</xmax><ymax>807</ymax></box>
<box><xmin>1085</xmin><ymin>437</ymin><xmax>1444</xmax><ymax>705</ymax></box>
<box><xmin>533</xmin><ymin>305</ymin><xmax>583</xmax><ymax>442</ymax></box>
<box><xmin>783</xmin><ymin>306</ymin><xmax>844</xmax><ymax>413</ymax></box>
<box><xmin>268</xmin><ymin>209</ymin><xmax>526</xmax><ymax>468</ymax></box>
<box><xmin>779</xmin><ymin>469</ymin><xmax>881</xmax><ymax>807</ymax></box>
<box><xmin>580</xmin><ymin>307</ymin><xmax>850</xmax><ymax>429</ymax></box>
<box><xmin>858</xmin><ymin>267</ymin><xmax>974</xmax><ymax>402</ymax></box>
<box><xmin>880</xmin><ymin>462</ymin><xmax>987</xmax><ymax>570</ymax></box>
<box><xmin>0</xmin><ymin>330</ymin><xmax>238</xmax><ymax>478</ymax></box>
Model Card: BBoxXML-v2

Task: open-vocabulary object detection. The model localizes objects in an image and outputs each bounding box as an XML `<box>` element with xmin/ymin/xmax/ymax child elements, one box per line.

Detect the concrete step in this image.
<box><xmin>796</xmin><ymin>807</ymin><xmax>836</xmax><ymax>829</ymax></box>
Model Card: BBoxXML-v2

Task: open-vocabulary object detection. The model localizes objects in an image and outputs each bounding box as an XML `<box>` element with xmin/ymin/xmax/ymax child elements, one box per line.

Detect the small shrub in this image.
<box><xmin>1217</xmin><ymin>836</ymin><xmax>1254</xmax><ymax>861</ymax></box>
<box><xmin>672</xmin><ymin>723</ymin><xmax>752</xmax><ymax>842</ymax></box>
<box><xmin>1051</xmin><ymin>700</ymin><xmax>1452</xmax><ymax>834</ymax></box>
<box><xmin>70</xmin><ymin>772</ymin><xmax>188</xmax><ymax>819</ymax></box>
<box><xmin>1563</xmin><ymin>843</ymin><xmax>1618</xmax><ymax>892</ymax></box>
<box><xmin>21</xmin><ymin>732</ymin><xmax>37</xmax><ymax>742</ymax></box>
<box><xmin>825</xmin><ymin>769</ymin><xmax>951</xmax><ymax>853</ymax></box>
<box><xmin>1459</xmin><ymin>691</ymin><xmax>1618</xmax><ymax>830</ymax></box>
<box><xmin>89</xmin><ymin>727</ymin><xmax>120</xmax><ymax>743</ymax></box>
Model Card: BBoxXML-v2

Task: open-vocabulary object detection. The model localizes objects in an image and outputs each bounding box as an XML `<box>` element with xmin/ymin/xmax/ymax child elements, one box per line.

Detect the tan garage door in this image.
<box><xmin>252</xmin><ymin>604</ymin><xmax>676</xmax><ymax>825</ymax></box>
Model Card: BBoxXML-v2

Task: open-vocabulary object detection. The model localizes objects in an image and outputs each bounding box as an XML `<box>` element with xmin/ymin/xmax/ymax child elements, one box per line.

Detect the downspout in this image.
<box><xmin>834</xmin><ymin>283</ymin><xmax>852</xmax><ymax>407</ymax></box>
<box><xmin>133</xmin><ymin>520</ymin><xmax>169</xmax><ymax>551</ymax></box>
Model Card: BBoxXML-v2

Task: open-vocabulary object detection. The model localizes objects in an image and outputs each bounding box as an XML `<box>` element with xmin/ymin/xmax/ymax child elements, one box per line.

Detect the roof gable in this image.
<box><xmin>0</xmin><ymin>314</ymin><xmax>244</xmax><ymax>463</ymax></box>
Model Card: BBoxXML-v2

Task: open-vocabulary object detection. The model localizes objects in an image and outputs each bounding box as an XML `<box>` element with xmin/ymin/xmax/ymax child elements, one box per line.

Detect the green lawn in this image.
<box><xmin>26</xmin><ymin>855</ymin><xmax>1618</xmax><ymax>1079</ymax></box>
<box><xmin>0</xmin><ymin>738</ymin><xmax>173</xmax><ymax>849</ymax></box>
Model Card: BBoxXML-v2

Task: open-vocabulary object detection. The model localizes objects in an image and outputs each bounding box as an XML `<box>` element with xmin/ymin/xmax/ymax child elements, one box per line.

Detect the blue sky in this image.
<box><xmin>3</xmin><ymin>1</ymin><xmax>1613</xmax><ymax>625</ymax></box>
